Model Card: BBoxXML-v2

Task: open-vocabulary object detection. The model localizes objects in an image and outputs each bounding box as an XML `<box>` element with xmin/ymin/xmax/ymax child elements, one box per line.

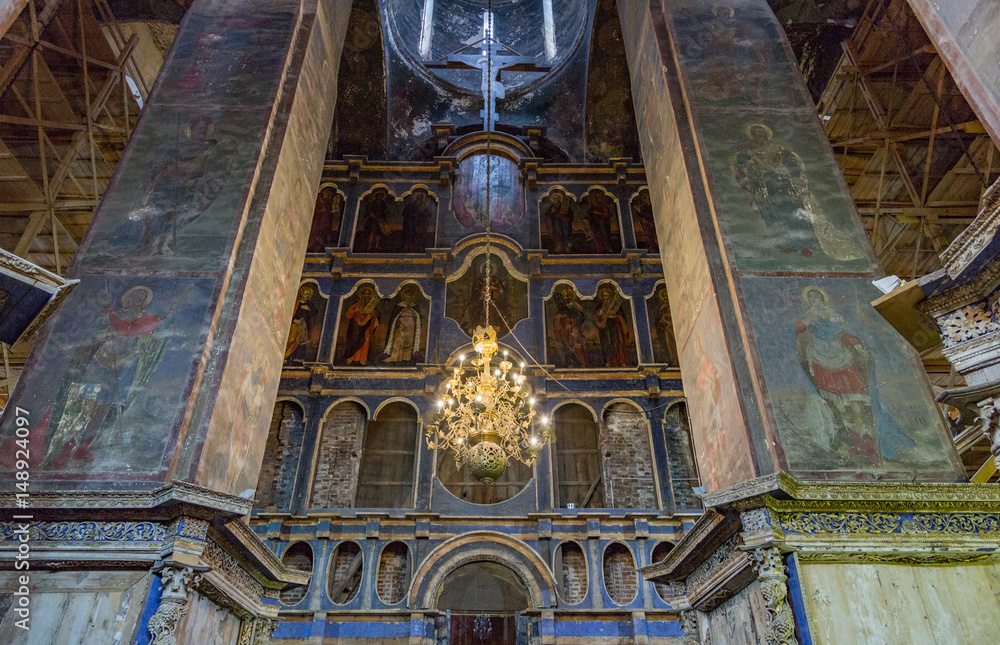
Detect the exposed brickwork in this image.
<box><xmin>559</xmin><ymin>541</ymin><xmax>588</xmax><ymax>604</ymax></box>
<box><xmin>328</xmin><ymin>541</ymin><xmax>363</xmax><ymax>604</ymax></box>
<box><xmin>309</xmin><ymin>402</ymin><xmax>365</xmax><ymax>509</ymax></box>
<box><xmin>376</xmin><ymin>541</ymin><xmax>409</xmax><ymax>604</ymax></box>
<box><xmin>602</xmin><ymin>403</ymin><xmax>657</xmax><ymax>509</ymax></box>
<box><xmin>603</xmin><ymin>542</ymin><xmax>638</xmax><ymax>605</ymax></box>
<box><xmin>254</xmin><ymin>402</ymin><xmax>305</xmax><ymax>510</ymax></box>
<box><xmin>650</xmin><ymin>541</ymin><xmax>675</xmax><ymax>602</ymax></box>
<box><xmin>664</xmin><ymin>403</ymin><xmax>701</xmax><ymax>511</ymax></box>
<box><xmin>279</xmin><ymin>542</ymin><xmax>314</xmax><ymax>606</ymax></box>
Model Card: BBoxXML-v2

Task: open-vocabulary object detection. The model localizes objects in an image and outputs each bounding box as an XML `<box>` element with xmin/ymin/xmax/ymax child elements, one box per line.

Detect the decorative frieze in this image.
<box><xmin>679</xmin><ymin>610</ymin><xmax>700</xmax><ymax>645</ymax></box>
<box><xmin>201</xmin><ymin>540</ymin><xmax>267</xmax><ymax>602</ymax></box>
<box><xmin>0</xmin><ymin>521</ymin><xmax>165</xmax><ymax>542</ymax></box>
<box><xmin>779</xmin><ymin>511</ymin><xmax>1000</xmax><ymax>535</ymax></box>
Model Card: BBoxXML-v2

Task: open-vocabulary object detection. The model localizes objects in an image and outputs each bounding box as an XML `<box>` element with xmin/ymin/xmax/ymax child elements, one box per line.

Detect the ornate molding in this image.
<box><xmin>149</xmin><ymin>566</ymin><xmax>201</xmax><ymax>645</ymax></box>
<box><xmin>747</xmin><ymin>548</ymin><xmax>797</xmax><ymax>645</ymax></box>
<box><xmin>7</xmin><ymin>481</ymin><xmax>253</xmax><ymax>515</ymax></box>
<box><xmin>201</xmin><ymin>540</ymin><xmax>267</xmax><ymax>603</ymax></box>
<box><xmin>940</xmin><ymin>177</ymin><xmax>1000</xmax><ymax>279</ymax></box>
<box><xmin>0</xmin><ymin>521</ymin><xmax>165</xmax><ymax>542</ymax></box>
<box><xmin>679</xmin><ymin>610</ymin><xmax>700</xmax><ymax>645</ymax></box>
<box><xmin>797</xmin><ymin>551</ymin><xmax>995</xmax><ymax>565</ymax></box>
<box><xmin>779</xmin><ymin>511</ymin><xmax>1000</xmax><ymax>536</ymax></box>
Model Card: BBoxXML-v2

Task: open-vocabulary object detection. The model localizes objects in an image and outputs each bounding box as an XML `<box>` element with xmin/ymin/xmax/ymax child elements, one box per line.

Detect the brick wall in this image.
<box><xmin>603</xmin><ymin>543</ymin><xmax>638</xmax><ymax>605</ymax></box>
<box><xmin>376</xmin><ymin>541</ymin><xmax>409</xmax><ymax>604</ymax></box>
<box><xmin>664</xmin><ymin>403</ymin><xmax>701</xmax><ymax>512</ymax></box>
<box><xmin>559</xmin><ymin>541</ymin><xmax>588</xmax><ymax>604</ymax></box>
<box><xmin>650</xmin><ymin>541</ymin><xmax>674</xmax><ymax>602</ymax></box>
<box><xmin>255</xmin><ymin>402</ymin><xmax>305</xmax><ymax>510</ymax></box>
<box><xmin>309</xmin><ymin>402</ymin><xmax>365</xmax><ymax>509</ymax></box>
<box><xmin>279</xmin><ymin>542</ymin><xmax>314</xmax><ymax>606</ymax></box>
<box><xmin>602</xmin><ymin>403</ymin><xmax>657</xmax><ymax>509</ymax></box>
<box><xmin>328</xmin><ymin>541</ymin><xmax>363</xmax><ymax>604</ymax></box>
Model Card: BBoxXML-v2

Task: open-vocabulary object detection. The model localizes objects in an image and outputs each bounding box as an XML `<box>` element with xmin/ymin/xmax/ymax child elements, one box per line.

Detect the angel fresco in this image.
<box><xmin>284</xmin><ymin>283</ymin><xmax>326</xmax><ymax>363</ymax></box>
<box><xmin>793</xmin><ymin>286</ymin><xmax>915</xmax><ymax>464</ymax></box>
<box><xmin>42</xmin><ymin>285</ymin><xmax>181</xmax><ymax>467</ymax></box>
<box><xmin>307</xmin><ymin>186</ymin><xmax>344</xmax><ymax>252</ymax></box>
<box><xmin>123</xmin><ymin>116</ymin><xmax>237</xmax><ymax>256</ymax></box>
<box><xmin>731</xmin><ymin>124</ymin><xmax>862</xmax><ymax>262</ymax></box>
<box><xmin>632</xmin><ymin>188</ymin><xmax>659</xmax><ymax>251</ymax></box>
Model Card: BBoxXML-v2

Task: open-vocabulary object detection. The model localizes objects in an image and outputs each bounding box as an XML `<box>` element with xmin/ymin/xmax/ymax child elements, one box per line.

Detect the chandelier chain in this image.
<box><xmin>484</xmin><ymin>0</ymin><xmax>493</xmax><ymax>329</ymax></box>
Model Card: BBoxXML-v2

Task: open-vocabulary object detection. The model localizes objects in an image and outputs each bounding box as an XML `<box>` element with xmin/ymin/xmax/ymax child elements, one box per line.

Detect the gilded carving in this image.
<box><xmin>746</xmin><ymin>547</ymin><xmax>797</xmax><ymax>645</ymax></box>
<box><xmin>0</xmin><ymin>521</ymin><xmax>166</xmax><ymax>542</ymax></box>
<box><xmin>201</xmin><ymin>540</ymin><xmax>267</xmax><ymax>601</ymax></box>
<box><xmin>148</xmin><ymin>566</ymin><xmax>200</xmax><ymax>645</ymax></box>
<box><xmin>779</xmin><ymin>511</ymin><xmax>1000</xmax><ymax>535</ymax></box>
<box><xmin>680</xmin><ymin>610</ymin><xmax>700</xmax><ymax>645</ymax></box>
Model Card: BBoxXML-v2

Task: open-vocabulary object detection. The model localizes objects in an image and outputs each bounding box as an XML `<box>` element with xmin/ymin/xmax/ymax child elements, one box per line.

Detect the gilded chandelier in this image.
<box><xmin>425</xmin><ymin>0</ymin><xmax>552</xmax><ymax>484</ymax></box>
<box><xmin>428</xmin><ymin>326</ymin><xmax>553</xmax><ymax>484</ymax></box>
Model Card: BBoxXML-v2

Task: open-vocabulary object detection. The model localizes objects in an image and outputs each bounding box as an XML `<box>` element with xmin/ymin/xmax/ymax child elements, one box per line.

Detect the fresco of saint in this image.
<box><xmin>632</xmin><ymin>188</ymin><xmax>659</xmax><ymax>250</ymax></box>
<box><xmin>124</xmin><ymin>116</ymin><xmax>237</xmax><ymax>256</ymax></box>
<box><xmin>584</xmin><ymin>189</ymin><xmax>617</xmax><ymax>254</ymax></box>
<box><xmin>648</xmin><ymin>284</ymin><xmax>679</xmax><ymax>365</ymax></box>
<box><xmin>381</xmin><ymin>284</ymin><xmax>424</xmax><ymax>365</ymax></box>
<box><xmin>284</xmin><ymin>283</ymin><xmax>325</xmax><ymax>363</ymax></box>
<box><xmin>354</xmin><ymin>188</ymin><xmax>392</xmax><ymax>253</ymax></box>
<box><xmin>42</xmin><ymin>285</ymin><xmax>177</xmax><ymax>467</ymax></box>
<box><xmin>307</xmin><ymin>186</ymin><xmax>343</xmax><ymax>252</ymax></box>
<box><xmin>543</xmin><ymin>189</ymin><xmax>574</xmax><ymax>254</ymax></box>
<box><xmin>445</xmin><ymin>254</ymin><xmax>528</xmax><ymax>339</ymax></box>
<box><xmin>730</xmin><ymin>124</ymin><xmax>862</xmax><ymax>261</ymax></box>
<box><xmin>342</xmin><ymin>283</ymin><xmax>381</xmax><ymax>365</ymax></box>
<box><xmin>401</xmin><ymin>188</ymin><xmax>434</xmax><ymax>253</ymax></box>
<box><xmin>592</xmin><ymin>284</ymin><xmax>636</xmax><ymax>368</ymax></box>
<box><xmin>549</xmin><ymin>285</ymin><xmax>590</xmax><ymax>368</ymax></box>
<box><xmin>793</xmin><ymin>286</ymin><xmax>915</xmax><ymax>463</ymax></box>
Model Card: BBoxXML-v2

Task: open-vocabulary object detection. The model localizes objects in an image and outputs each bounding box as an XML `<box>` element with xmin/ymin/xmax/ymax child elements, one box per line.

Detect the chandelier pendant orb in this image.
<box><xmin>428</xmin><ymin>325</ymin><xmax>553</xmax><ymax>484</ymax></box>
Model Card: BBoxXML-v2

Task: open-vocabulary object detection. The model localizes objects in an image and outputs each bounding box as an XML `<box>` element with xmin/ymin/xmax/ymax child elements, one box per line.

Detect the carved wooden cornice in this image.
<box><xmin>940</xmin><ymin>177</ymin><xmax>1000</xmax><ymax>279</ymax></box>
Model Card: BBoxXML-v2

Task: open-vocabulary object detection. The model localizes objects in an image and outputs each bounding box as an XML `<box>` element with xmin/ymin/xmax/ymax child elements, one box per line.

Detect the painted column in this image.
<box><xmin>617</xmin><ymin>0</ymin><xmax>964</xmax><ymax>488</ymax></box>
<box><xmin>0</xmin><ymin>0</ymin><xmax>352</xmax><ymax>496</ymax></box>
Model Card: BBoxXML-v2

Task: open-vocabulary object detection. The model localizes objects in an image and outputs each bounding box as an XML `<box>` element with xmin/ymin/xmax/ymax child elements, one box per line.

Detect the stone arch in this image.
<box><xmin>408</xmin><ymin>531</ymin><xmax>557</xmax><ymax>610</ymax></box>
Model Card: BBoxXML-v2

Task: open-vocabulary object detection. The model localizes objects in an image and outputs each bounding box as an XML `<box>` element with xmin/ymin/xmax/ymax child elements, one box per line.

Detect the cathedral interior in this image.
<box><xmin>0</xmin><ymin>0</ymin><xmax>999</xmax><ymax>643</ymax></box>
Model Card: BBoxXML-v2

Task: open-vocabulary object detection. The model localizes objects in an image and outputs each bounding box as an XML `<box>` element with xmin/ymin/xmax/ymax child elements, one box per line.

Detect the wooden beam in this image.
<box><xmin>13</xmin><ymin>210</ymin><xmax>48</xmax><ymax>257</ymax></box>
<box><xmin>0</xmin><ymin>0</ymin><xmax>67</xmax><ymax>96</ymax></box>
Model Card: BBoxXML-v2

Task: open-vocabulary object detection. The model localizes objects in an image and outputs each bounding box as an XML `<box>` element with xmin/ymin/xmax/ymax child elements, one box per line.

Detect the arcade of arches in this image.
<box><xmin>1</xmin><ymin>1</ymin><xmax>1000</xmax><ymax>644</ymax></box>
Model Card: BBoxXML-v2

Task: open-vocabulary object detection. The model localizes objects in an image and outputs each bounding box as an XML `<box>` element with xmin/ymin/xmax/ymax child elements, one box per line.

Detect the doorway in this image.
<box><xmin>437</xmin><ymin>562</ymin><xmax>532</xmax><ymax>645</ymax></box>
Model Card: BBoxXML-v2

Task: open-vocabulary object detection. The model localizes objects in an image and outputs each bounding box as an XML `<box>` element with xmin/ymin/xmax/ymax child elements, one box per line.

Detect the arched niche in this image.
<box><xmin>327</xmin><ymin>540</ymin><xmax>364</xmax><ymax>605</ymax></box>
<box><xmin>650</xmin><ymin>541</ymin><xmax>676</xmax><ymax>603</ymax></box>
<box><xmin>445</xmin><ymin>250</ymin><xmax>529</xmax><ymax>339</ymax></box>
<box><xmin>551</xmin><ymin>402</ymin><xmax>604</xmax><ymax>509</ymax></box>
<box><xmin>254</xmin><ymin>399</ymin><xmax>305</xmax><ymax>511</ymax></box>
<box><xmin>279</xmin><ymin>542</ymin><xmax>314</xmax><ymax>606</ymax></box>
<box><xmin>602</xmin><ymin>401</ymin><xmax>658</xmax><ymax>509</ymax></box>
<box><xmin>663</xmin><ymin>400</ymin><xmax>702</xmax><ymax>513</ymax></box>
<box><xmin>352</xmin><ymin>184</ymin><xmax>438</xmax><ymax>254</ymax></box>
<box><xmin>554</xmin><ymin>540</ymin><xmax>588</xmax><ymax>605</ymax></box>
<box><xmin>408</xmin><ymin>531</ymin><xmax>557</xmax><ymax>611</ymax></box>
<box><xmin>333</xmin><ymin>280</ymin><xmax>431</xmax><ymax>367</ymax></box>
<box><xmin>437</xmin><ymin>561</ymin><xmax>531</xmax><ymax>612</ymax></box>
<box><xmin>602</xmin><ymin>542</ymin><xmax>638</xmax><ymax>606</ymax></box>
<box><xmin>356</xmin><ymin>400</ymin><xmax>419</xmax><ymax>508</ymax></box>
<box><xmin>376</xmin><ymin>541</ymin><xmax>410</xmax><ymax>605</ymax></box>
<box><xmin>309</xmin><ymin>400</ymin><xmax>368</xmax><ymax>509</ymax></box>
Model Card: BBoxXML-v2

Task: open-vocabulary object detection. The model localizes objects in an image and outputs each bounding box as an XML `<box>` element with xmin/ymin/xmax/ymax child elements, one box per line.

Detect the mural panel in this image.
<box><xmin>0</xmin><ymin>277</ymin><xmax>215</xmax><ymax>475</ymax></box>
<box><xmin>668</xmin><ymin>1</ymin><xmax>803</xmax><ymax>110</ymax></box>
<box><xmin>333</xmin><ymin>282</ymin><xmax>430</xmax><ymax>367</ymax></box>
<box><xmin>452</xmin><ymin>154</ymin><xmax>524</xmax><ymax>233</ymax></box>
<box><xmin>82</xmin><ymin>105</ymin><xmax>260</xmax><ymax>273</ymax></box>
<box><xmin>742</xmin><ymin>277</ymin><xmax>956</xmax><ymax>474</ymax></box>
<box><xmin>446</xmin><ymin>254</ymin><xmax>528</xmax><ymax>338</ymax></box>
<box><xmin>353</xmin><ymin>186</ymin><xmax>436</xmax><ymax>254</ymax></box>
<box><xmin>285</xmin><ymin>282</ymin><xmax>328</xmax><ymax>364</ymax></box>
<box><xmin>545</xmin><ymin>283</ymin><xmax>638</xmax><ymax>368</ymax></box>
<box><xmin>698</xmin><ymin>113</ymin><xmax>874</xmax><ymax>272</ymax></box>
<box><xmin>646</xmin><ymin>284</ymin><xmax>679</xmax><ymax>365</ymax></box>
<box><xmin>307</xmin><ymin>185</ymin><xmax>344</xmax><ymax>252</ymax></box>
<box><xmin>631</xmin><ymin>188</ymin><xmax>659</xmax><ymax>251</ymax></box>
<box><xmin>540</xmin><ymin>188</ymin><xmax>622</xmax><ymax>255</ymax></box>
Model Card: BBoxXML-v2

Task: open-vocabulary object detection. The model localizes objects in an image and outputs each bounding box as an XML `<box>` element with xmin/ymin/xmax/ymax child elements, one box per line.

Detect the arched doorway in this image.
<box><xmin>438</xmin><ymin>562</ymin><xmax>530</xmax><ymax>645</ymax></box>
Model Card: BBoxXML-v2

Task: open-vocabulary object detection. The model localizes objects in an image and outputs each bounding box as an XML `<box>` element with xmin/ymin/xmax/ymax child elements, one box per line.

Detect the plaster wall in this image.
<box><xmin>0</xmin><ymin>571</ymin><xmax>150</xmax><ymax>645</ymax></box>
<box><xmin>799</xmin><ymin>561</ymin><xmax>1000</xmax><ymax>644</ymax></box>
